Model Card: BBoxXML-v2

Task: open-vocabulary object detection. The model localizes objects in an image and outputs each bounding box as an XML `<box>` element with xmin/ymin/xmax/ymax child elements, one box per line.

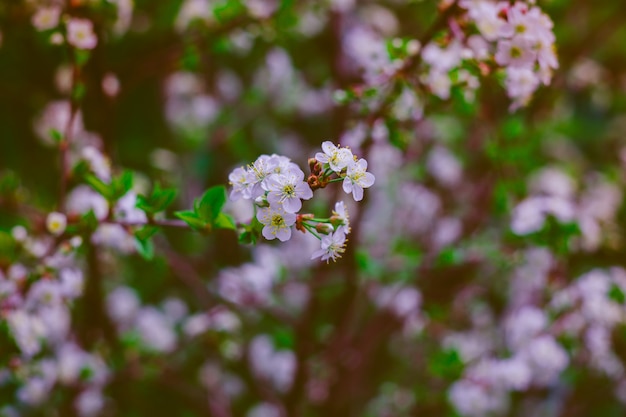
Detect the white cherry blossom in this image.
<box><xmin>315</xmin><ymin>141</ymin><xmax>353</xmax><ymax>172</ymax></box>
<box><xmin>311</xmin><ymin>231</ymin><xmax>346</xmax><ymax>263</ymax></box>
<box><xmin>342</xmin><ymin>159</ymin><xmax>375</xmax><ymax>201</ymax></box>
<box><xmin>266</xmin><ymin>171</ymin><xmax>313</xmax><ymax>213</ymax></box>
<box><xmin>256</xmin><ymin>204</ymin><xmax>296</xmax><ymax>242</ymax></box>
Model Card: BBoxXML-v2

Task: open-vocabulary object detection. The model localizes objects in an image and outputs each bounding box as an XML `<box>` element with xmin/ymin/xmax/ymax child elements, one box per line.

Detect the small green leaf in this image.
<box><xmin>84</xmin><ymin>174</ymin><xmax>112</xmax><ymax>200</ymax></box>
<box><xmin>80</xmin><ymin>210</ymin><xmax>99</xmax><ymax>233</ymax></box>
<box><xmin>72</xmin><ymin>82</ymin><xmax>86</xmax><ymax>101</ymax></box>
<box><xmin>136</xmin><ymin>195</ymin><xmax>151</xmax><ymax>212</ymax></box>
<box><xmin>137</xmin><ymin>183</ymin><xmax>177</xmax><ymax>214</ymax></box>
<box><xmin>49</xmin><ymin>129</ymin><xmax>63</xmax><ymax>143</ymax></box>
<box><xmin>79</xmin><ymin>366</ymin><xmax>95</xmax><ymax>382</ymax></box>
<box><xmin>134</xmin><ymin>237</ymin><xmax>155</xmax><ymax>260</ymax></box>
<box><xmin>428</xmin><ymin>349</ymin><xmax>464</xmax><ymax>379</ymax></box>
<box><xmin>195</xmin><ymin>185</ymin><xmax>227</xmax><ymax>222</ymax></box>
<box><xmin>134</xmin><ymin>226</ymin><xmax>159</xmax><ymax>242</ymax></box>
<box><xmin>238</xmin><ymin>230</ymin><xmax>257</xmax><ymax>245</ymax></box>
<box><xmin>174</xmin><ymin>210</ymin><xmax>209</xmax><ymax>231</ymax></box>
<box><xmin>73</xmin><ymin>160</ymin><xmax>90</xmax><ymax>177</ymax></box>
<box><xmin>609</xmin><ymin>284</ymin><xmax>626</xmax><ymax>304</ymax></box>
<box><xmin>75</xmin><ymin>49</ymin><xmax>91</xmax><ymax>67</ymax></box>
<box><xmin>152</xmin><ymin>187</ymin><xmax>177</xmax><ymax>212</ymax></box>
<box><xmin>214</xmin><ymin>212</ymin><xmax>236</xmax><ymax>230</ymax></box>
<box><xmin>110</xmin><ymin>171</ymin><xmax>134</xmax><ymax>200</ymax></box>
<box><xmin>273</xmin><ymin>328</ymin><xmax>294</xmax><ymax>350</ymax></box>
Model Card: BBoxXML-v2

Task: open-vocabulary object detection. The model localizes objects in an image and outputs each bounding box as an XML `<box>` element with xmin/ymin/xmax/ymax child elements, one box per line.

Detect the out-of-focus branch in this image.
<box><xmin>159</xmin><ymin>245</ymin><xmax>217</xmax><ymax>310</ymax></box>
<box><xmin>317</xmin><ymin>3</ymin><xmax>463</xmax><ymax>413</ymax></box>
<box><xmin>77</xmin><ymin>240</ymin><xmax>118</xmax><ymax>349</ymax></box>
<box><xmin>59</xmin><ymin>59</ymin><xmax>80</xmax><ymax>213</ymax></box>
<box><xmin>160</xmin><ymin>243</ymin><xmax>296</xmax><ymax>325</ymax></box>
<box><xmin>366</xmin><ymin>0</ymin><xmax>461</xmax><ymax>129</ymax></box>
<box><xmin>105</xmin><ymin>218</ymin><xmax>192</xmax><ymax>229</ymax></box>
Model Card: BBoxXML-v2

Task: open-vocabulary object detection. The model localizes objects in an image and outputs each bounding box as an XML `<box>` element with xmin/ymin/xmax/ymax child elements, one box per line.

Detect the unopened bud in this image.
<box><xmin>309</xmin><ymin>158</ymin><xmax>322</xmax><ymax>175</ymax></box>
<box><xmin>478</xmin><ymin>62</ymin><xmax>491</xmax><ymax>76</ymax></box>
<box><xmin>296</xmin><ymin>213</ymin><xmax>313</xmax><ymax>234</ymax></box>
<box><xmin>316</xmin><ymin>223</ymin><xmax>333</xmax><ymax>235</ymax></box>
<box><xmin>308</xmin><ymin>175</ymin><xmax>320</xmax><ymax>190</ymax></box>
<box><xmin>254</xmin><ymin>196</ymin><xmax>269</xmax><ymax>208</ymax></box>
<box><xmin>329</xmin><ymin>215</ymin><xmax>344</xmax><ymax>228</ymax></box>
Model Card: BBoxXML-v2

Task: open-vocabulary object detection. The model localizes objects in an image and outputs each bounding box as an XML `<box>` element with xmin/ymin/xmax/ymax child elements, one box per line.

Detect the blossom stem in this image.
<box><xmin>302</xmin><ymin>222</ymin><xmax>322</xmax><ymax>240</ymax></box>
<box><xmin>306</xmin><ymin>218</ymin><xmax>330</xmax><ymax>223</ymax></box>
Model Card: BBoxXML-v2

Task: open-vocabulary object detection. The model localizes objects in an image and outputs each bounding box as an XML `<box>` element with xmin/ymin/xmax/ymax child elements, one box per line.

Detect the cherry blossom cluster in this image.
<box><xmin>228</xmin><ymin>142</ymin><xmax>374</xmax><ymax>262</ymax></box>
<box><xmin>510</xmin><ymin>166</ymin><xmax>621</xmax><ymax>252</ymax></box>
<box><xmin>31</xmin><ymin>7</ymin><xmax>97</xmax><ymax>49</ymax></box>
<box><xmin>30</xmin><ymin>0</ymin><xmax>133</xmax><ymax>48</ymax></box>
<box><xmin>341</xmin><ymin>0</ymin><xmax>558</xmax><ymax>114</ymax></box>
<box><xmin>443</xmin><ymin>254</ymin><xmax>626</xmax><ymax>417</ymax></box>
<box><xmin>0</xmin><ymin>232</ymin><xmax>110</xmax><ymax>415</ymax></box>
<box><xmin>462</xmin><ymin>0</ymin><xmax>558</xmax><ymax>108</ymax></box>
<box><xmin>418</xmin><ymin>0</ymin><xmax>557</xmax><ymax>109</ymax></box>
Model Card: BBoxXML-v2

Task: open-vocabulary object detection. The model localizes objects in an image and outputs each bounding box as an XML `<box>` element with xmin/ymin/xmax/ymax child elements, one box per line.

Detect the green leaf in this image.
<box><xmin>49</xmin><ymin>129</ymin><xmax>63</xmax><ymax>143</ymax></box>
<box><xmin>213</xmin><ymin>1</ymin><xmax>245</xmax><ymax>22</ymax></box>
<box><xmin>137</xmin><ymin>183</ymin><xmax>177</xmax><ymax>214</ymax></box>
<box><xmin>80</xmin><ymin>210</ymin><xmax>99</xmax><ymax>233</ymax></box>
<box><xmin>79</xmin><ymin>366</ymin><xmax>95</xmax><ymax>382</ymax></box>
<box><xmin>151</xmin><ymin>187</ymin><xmax>177</xmax><ymax>212</ymax></box>
<box><xmin>273</xmin><ymin>328</ymin><xmax>294</xmax><ymax>350</ymax></box>
<box><xmin>238</xmin><ymin>230</ymin><xmax>257</xmax><ymax>245</ymax></box>
<box><xmin>72</xmin><ymin>82</ymin><xmax>86</xmax><ymax>101</ymax></box>
<box><xmin>502</xmin><ymin>116</ymin><xmax>524</xmax><ymax>141</ymax></box>
<box><xmin>194</xmin><ymin>185</ymin><xmax>227</xmax><ymax>222</ymax></box>
<box><xmin>428</xmin><ymin>349</ymin><xmax>464</xmax><ymax>379</ymax></box>
<box><xmin>174</xmin><ymin>210</ymin><xmax>209</xmax><ymax>232</ymax></box>
<box><xmin>110</xmin><ymin>171</ymin><xmax>134</xmax><ymax>200</ymax></box>
<box><xmin>75</xmin><ymin>49</ymin><xmax>91</xmax><ymax>67</ymax></box>
<box><xmin>0</xmin><ymin>231</ymin><xmax>17</xmax><ymax>264</ymax></box>
<box><xmin>214</xmin><ymin>212</ymin><xmax>236</xmax><ymax>230</ymax></box>
<box><xmin>73</xmin><ymin>160</ymin><xmax>90</xmax><ymax>177</ymax></box>
<box><xmin>134</xmin><ymin>226</ymin><xmax>159</xmax><ymax>242</ymax></box>
<box><xmin>134</xmin><ymin>237</ymin><xmax>155</xmax><ymax>260</ymax></box>
<box><xmin>609</xmin><ymin>283</ymin><xmax>626</xmax><ymax>304</ymax></box>
<box><xmin>136</xmin><ymin>195</ymin><xmax>151</xmax><ymax>213</ymax></box>
<box><xmin>84</xmin><ymin>173</ymin><xmax>112</xmax><ymax>200</ymax></box>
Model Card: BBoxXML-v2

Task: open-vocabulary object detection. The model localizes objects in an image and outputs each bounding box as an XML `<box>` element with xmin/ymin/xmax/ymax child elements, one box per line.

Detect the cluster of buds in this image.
<box><xmin>228</xmin><ymin>141</ymin><xmax>374</xmax><ymax>262</ymax></box>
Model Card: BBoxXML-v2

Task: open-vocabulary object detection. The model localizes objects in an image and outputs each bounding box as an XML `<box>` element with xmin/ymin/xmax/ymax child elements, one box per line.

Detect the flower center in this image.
<box><xmin>282</xmin><ymin>184</ymin><xmax>295</xmax><ymax>198</ymax></box>
<box><xmin>271</xmin><ymin>214</ymin><xmax>285</xmax><ymax>228</ymax></box>
<box><xmin>251</xmin><ymin>164</ymin><xmax>267</xmax><ymax>181</ymax></box>
<box><xmin>352</xmin><ymin>170</ymin><xmax>365</xmax><ymax>182</ymax></box>
<box><xmin>510</xmin><ymin>46</ymin><xmax>522</xmax><ymax>59</ymax></box>
<box><xmin>329</xmin><ymin>242</ymin><xmax>346</xmax><ymax>258</ymax></box>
